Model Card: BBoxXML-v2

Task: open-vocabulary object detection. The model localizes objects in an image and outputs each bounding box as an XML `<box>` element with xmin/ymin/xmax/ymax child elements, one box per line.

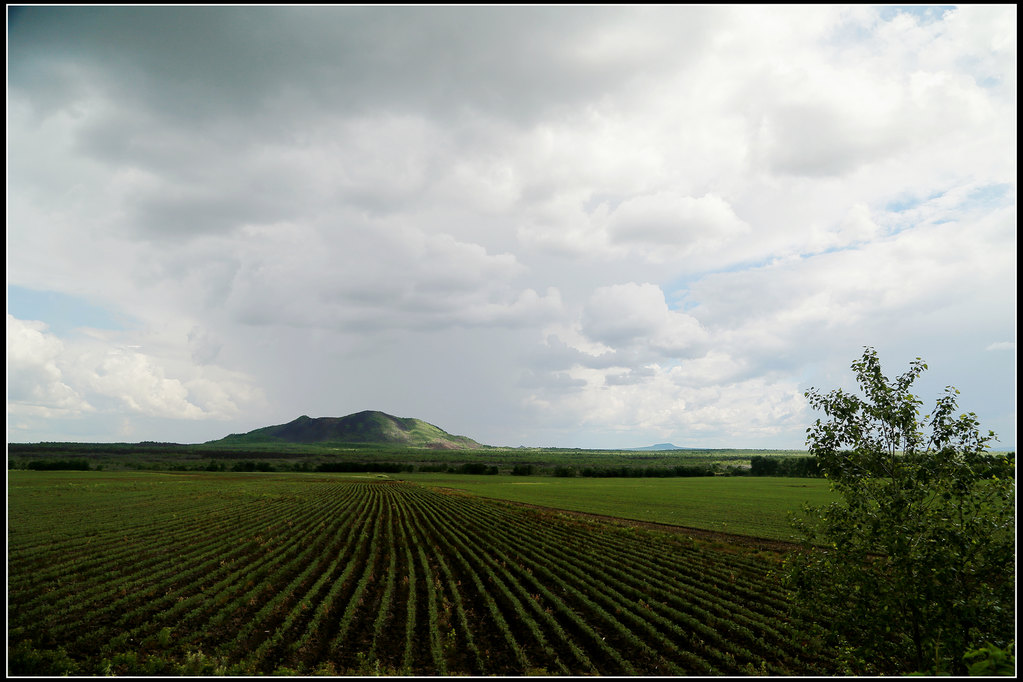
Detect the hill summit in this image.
<box><xmin>212</xmin><ymin>411</ymin><xmax>483</xmax><ymax>449</ymax></box>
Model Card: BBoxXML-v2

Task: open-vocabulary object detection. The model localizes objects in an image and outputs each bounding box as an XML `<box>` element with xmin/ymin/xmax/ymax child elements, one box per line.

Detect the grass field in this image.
<box><xmin>8</xmin><ymin>470</ymin><xmax>843</xmax><ymax>676</ymax></box>
<box><xmin>394</xmin><ymin>473</ymin><xmax>836</xmax><ymax>541</ymax></box>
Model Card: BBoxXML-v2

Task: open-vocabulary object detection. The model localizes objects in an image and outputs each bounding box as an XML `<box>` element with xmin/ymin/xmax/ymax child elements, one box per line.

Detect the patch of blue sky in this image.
<box><xmin>881</xmin><ymin>184</ymin><xmax>1011</xmax><ymax>233</ymax></box>
<box><xmin>974</xmin><ymin>75</ymin><xmax>1002</xmax><ymax>89</ymax></box>
<box><xmin>665</xmin><ymin>238</ymin><xmax>897</xmax><ymax>311</ymax></box>
<box><xmin>826</xmin><ymin>20</ymin><xmax>874</xmax><ymax>47</ymax></box>
<box><xmin>951</xmin><ymin>54</ymin><xmax>1008</xmax><ymax>91</ymax></box>
<box><xmin>884</xmin><ymin>189</ymin><xmax>946</xmax><ymax>214</ymax></box>
<box><xmin>876</xmin><ymin>6</ymin><xmax>955</xmax><ymax>25</ymax></box>
<box><xmin>824</xmin><ymin>6</ymin><xmax>952</xmax><ymax>49</ymax></box>
<box><xmin>7</xmin><ymin>285</ymin><xmax>130</xmax><ymax>335</ymax></box>
<box><xmin>666</xmin><ymin>291</ymin><xmax>699</xmax><ymax>313</ymax></box>
<box><xmin>964</xmin><ymin>183</ymin><xmax>1012</xmax><ymax>210</ymax></box>
<box><xmin>664</xmin><ymin>256</ymin><xmax>785</xmax><ymax>311</ymax></box>
<box><xmin>583</xmin><ymin>192</ymin><xmax>624</xmax><ymax>214</ymax></box>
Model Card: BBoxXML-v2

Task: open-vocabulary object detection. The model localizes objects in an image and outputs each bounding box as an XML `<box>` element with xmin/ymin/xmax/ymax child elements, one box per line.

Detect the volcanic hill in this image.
<box><xmin>210</xmin><ymin>411</ymin><xmax>483</xmax><ymax>450</ymax></box>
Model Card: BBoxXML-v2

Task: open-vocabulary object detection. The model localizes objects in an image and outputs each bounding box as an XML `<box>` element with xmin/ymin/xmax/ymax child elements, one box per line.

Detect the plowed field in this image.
<box><xmin>8</xmin><ymin>472</ymin><xmax>836</xmax><ymax>676</ymax></box>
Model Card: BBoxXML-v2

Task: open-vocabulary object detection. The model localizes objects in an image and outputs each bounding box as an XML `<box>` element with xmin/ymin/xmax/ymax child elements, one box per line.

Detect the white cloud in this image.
<box><xmin>7</xmin><ymin>315</ymin><xmax>92</xmax><ymax>417</ymax></box>
<box><xmin>753</xmin><ymin>88</ymin><xmax>907</xmax><ymax>178</ymax></box>
<box><xmin>581</xmin><ymin>283</ymin><xmax>709</xmax><ymax>359</ymax></box>
<box><xmin>78</xmin><ymin>348</ymin><xmax>206</xmax><ymax>419</ymax></box>
<box><xmin>522</xmin><ymin>360</ymin><xmax>809</xmax><ymax>446</ymax></box>
<box><xmin>606</xmin><ymin>192</ymin><xmax>750</xmax><ymax>259</ymax></box>
<box><xmin>7</xmin><ymin>314</ymin><xmax>265</xmax><ymax>426</ymax></box>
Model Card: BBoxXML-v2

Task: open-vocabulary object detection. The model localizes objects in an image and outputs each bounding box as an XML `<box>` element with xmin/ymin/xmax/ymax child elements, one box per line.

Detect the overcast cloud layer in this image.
<box><xmin>7</xmin><ymin>6</ymin><xmax>1016</xmax><ymax>449</ymax></box>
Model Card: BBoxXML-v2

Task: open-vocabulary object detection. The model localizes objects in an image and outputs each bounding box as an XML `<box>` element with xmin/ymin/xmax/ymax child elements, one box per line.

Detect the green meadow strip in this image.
<box><xmin>389</xmin><ymin>485</ymin><xmax>486</xmax><ymax>675</ymax></box>
<box><xmin>415</xmin><ymin>544</ymin><xmax>447</xmax><ymax>675</ymax></box>
<box><xmin>366</xmin><ymin>493</ymin><xmax>398</xmax><ymax>667</ymax></box>
<box><xmin>484</xmin><ymin>499</ymin><xmax>765</xmax><ymax>672</ymax></box>
<box><xmin>284</xmin><ymin>489</ymin><xmax>380</xmax><ymax>668</ymax></box>
<box><xmin>398</xmin><ymin>505</ymin><xmax>420</xmax><ymax>675</ymax></box>
<box><xmin>222</xmin><ymin>484</ymin><xmax>377</xmax><ymax>669</ymax></box>
<box><xmin>420</xmin><ymin>489</ymin><xmax>638</xmax><ymax>674</ymax></box>
<box><xmin>413</xmin><ymin>490</ymin><xmax>563</xmax><ymax>674</ymax></box>
<box><xmin>441</xmin><ymin>492</ymin><xmax>690</xmax><ymax>675</ymax></box>
<box><xmin>325</xmin><ymin>488</ymin><xmax>390</xmax><ymax>672</ymax></box>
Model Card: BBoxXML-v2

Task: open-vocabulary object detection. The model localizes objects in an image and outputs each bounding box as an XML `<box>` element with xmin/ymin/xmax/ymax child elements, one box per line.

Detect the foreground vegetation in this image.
<box><xmin>788</xmin><ymin>348</ymin><xmax>1016</xmax><ymax>675</ymax></box>
<box><xmin>9</xmin><ymin>471</ymin><xmax>838</xmax><ymax>676</ymax></box>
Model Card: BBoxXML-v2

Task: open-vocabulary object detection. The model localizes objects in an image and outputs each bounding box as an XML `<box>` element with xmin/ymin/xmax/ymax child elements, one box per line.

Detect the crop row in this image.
<box><xmin>7</xmin><ymin>473</ymin><xmax>836</xmax><ymax>676</ymax></box>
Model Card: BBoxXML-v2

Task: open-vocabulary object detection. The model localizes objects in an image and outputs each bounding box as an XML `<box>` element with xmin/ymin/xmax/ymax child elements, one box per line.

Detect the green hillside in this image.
<box><xmin>209</xmin><ymin>411</ymin><xmax>483</xmax><ymax>450</ymax></box>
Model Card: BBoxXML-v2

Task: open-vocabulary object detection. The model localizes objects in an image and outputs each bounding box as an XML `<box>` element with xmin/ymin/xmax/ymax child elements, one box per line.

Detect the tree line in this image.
<box><xmin>11</xmin><ymin>457</ymin><xmax>832</xmax><ymax>477</ymax></box>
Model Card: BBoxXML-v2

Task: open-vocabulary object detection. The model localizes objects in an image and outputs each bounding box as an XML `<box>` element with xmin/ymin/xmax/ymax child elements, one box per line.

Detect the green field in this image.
<box><xmin>394</xmin><ymin>473</ymin><xmax>836</xmax><ymax>541</ymax></box>
<box><xmin>8</xmin><ymin>470</ymin><xmax>839</xmax><ymax>676</ymax></box>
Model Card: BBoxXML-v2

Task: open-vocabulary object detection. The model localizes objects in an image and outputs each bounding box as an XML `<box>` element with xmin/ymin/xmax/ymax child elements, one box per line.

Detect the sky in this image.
<box><xmin>6</xmin><ymin>5</ymin><xmax>1016</xmax><ymax>450</ymax></box>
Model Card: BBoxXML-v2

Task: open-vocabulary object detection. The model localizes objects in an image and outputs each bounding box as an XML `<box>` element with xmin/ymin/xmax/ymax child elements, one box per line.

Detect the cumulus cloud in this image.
<box><xmin>606</xmin><ymin>192</ymin><xmax>750</xmax><ymax>258</ymax></box>
<box><xmin>522</xmin><ymin>361</ymin><xmax>809</xmax><ymax>444</ymax></box>
<box><xmin>683</xmin><ymin>204</ymin><xmax>1016</xmax><ymax>382</ymax></box>
<box><xmin>7</xmin><ymin>315</ymin><xmax>92</xmax><ymax>417</ymax></box>
<box><xmin>581</xmin><ymin>283</ymin><xmax>709</xmax><ymax>359</ymax></box>
<box><xmin>7</xmin><ymin>314</ymin><xmax>264</xmax><ymax>426</ymax></box>
<box><xmin>77</xmin><ymin>348</ymin><xmax>206</xmax><ymax>419</ymax></box>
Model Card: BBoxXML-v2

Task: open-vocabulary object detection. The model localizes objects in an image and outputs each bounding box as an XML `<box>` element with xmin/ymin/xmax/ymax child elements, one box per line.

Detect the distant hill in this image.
<box><xmin>627</xmin><ymin>443</ymin><xmax>694</xmax><ymax>451</ymax></box>
<box><xmin>210</xmin><ymin>411</ymin><xmax>483</xmax><ymax>450</ymax></box>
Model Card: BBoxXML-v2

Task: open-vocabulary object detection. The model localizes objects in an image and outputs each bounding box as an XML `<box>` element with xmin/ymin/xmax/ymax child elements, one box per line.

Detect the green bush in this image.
<box><xmin>8</xmin><ymin>641</ymin><xmax>78</xmax><ymax>676</ymax></box>
<box><xmin>964</xmin><ymin>641</ymin><xmax>1015</xmax><ymax>676</ymax></box>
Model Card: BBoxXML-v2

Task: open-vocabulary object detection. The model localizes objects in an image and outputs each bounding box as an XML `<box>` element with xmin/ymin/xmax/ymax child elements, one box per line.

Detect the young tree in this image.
<box><xmin>785</xmin><ymin>347</ymin><xmax>1014</xmax><ymax>674</ymax></box>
